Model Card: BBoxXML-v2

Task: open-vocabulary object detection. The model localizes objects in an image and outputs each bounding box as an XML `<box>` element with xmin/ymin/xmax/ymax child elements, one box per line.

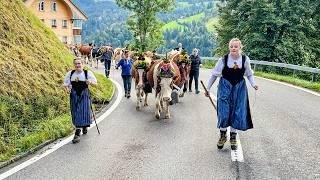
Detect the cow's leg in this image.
<box><xmin>155</xmin><ymin>95</ymin><xmax>161</xmax><ymax>119</ymax></box>
<box><xmin>144</xmin><ymin>93</ymin><xmax>148</xmax><ymax>106</ymax></box>
<box><xmin>136</xmin><ymin>88</ymin><xmax>141</xmax><ymax>111</ymax></box>
<box><xmin>90</xmin><ymin>57</ymin><xmax>93</xmax><ymax>67</ymax></box>
<box><xmin>96</xmin><ymin>58</ymin><xmax>99</xmax><ymax>69</ymax></box>
<box><xmin>164</xmin><ymin>100</ymin><xmax>170</xmax><ymax>119</ymax></box>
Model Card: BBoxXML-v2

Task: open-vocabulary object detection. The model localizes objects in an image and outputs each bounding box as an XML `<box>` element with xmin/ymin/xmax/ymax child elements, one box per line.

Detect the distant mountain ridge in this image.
<box><xmin>73</xmin><ymin>0</ymin><xmax>218</xmax><ymax>56</ymax></box>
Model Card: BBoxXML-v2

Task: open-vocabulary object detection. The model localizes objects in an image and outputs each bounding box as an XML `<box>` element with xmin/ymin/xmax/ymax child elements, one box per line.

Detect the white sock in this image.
<box><xmin>230</xmin><ymin>127</ymin><xmax>237</xmax><ymax>133</ymax></box>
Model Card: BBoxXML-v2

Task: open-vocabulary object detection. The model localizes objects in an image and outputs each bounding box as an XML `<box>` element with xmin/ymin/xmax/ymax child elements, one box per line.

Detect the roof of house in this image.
<box><xmin>24</xmin><ymin>0</ymin><xmax>88</xmax><ymax>20</ymax></box>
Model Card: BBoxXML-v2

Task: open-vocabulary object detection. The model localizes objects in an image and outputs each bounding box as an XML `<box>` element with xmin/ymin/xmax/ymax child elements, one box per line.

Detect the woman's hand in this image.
<box><xmin>86</xmin><ymin>80</ymin><xmax>97</xmax><ymax>86</ymax></box>
<box><xmin>253</xmin><ymin>85</ymin><xmax>258</xmax><ymax>90</ymax></box>
<box><xmin>65</xmin><ymin>87</ymin><xmax>71</xmax><ymax>95</ymax></box>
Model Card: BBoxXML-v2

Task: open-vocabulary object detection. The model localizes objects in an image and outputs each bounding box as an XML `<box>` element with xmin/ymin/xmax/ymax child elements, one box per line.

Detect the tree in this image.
<box><xmin>116</xmin><ymin>0</ymin><xmax>175</xmax><ymax>51</ymax></box>
<box><xmin>215</xmin><ymin>0</ymin><xmax>320</xmax><ymax>67</ymax></box>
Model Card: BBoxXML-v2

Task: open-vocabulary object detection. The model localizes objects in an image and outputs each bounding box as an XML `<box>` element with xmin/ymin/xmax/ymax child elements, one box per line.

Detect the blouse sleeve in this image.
<box><xmin>244</xmin><ymin>56</ymin><xmax>254</xmax><ymax>77</ymax></box>
<box><xmin>207</xmin><ymin>58</ymin><xmax>224</xmax><ymax>90</ymax></box>
<box><xmin>87</xmin><ymin>70</ymin><xmax>97</xmax><ymax>85</ymax></box>
<box><xmin>244</xmin><ymin>56</ymin><xmax>256</xmax><ymax>87</ymax></box>
<box><xmin>63</xmin><ymin>71</ymin><xmax>72</xmax><ymax>87</ymax></box>
<box><xmin>211</xmin><ymin>57</ymin><xmax>224</xmax><ymax>77</ymax></box>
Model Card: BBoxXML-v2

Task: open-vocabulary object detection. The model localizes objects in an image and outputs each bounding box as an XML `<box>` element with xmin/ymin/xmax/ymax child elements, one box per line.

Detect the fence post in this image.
<box><xmin>293</xmin><ymin>69</ymin><xmax>296</xmax><ymax>77</ymax></box>
<box><xmin>312</xmin><ymin>73</ymin><xmax>316</xmax><ymax>82</ymax></box>
<box><xmin>254</xmin><ymin>64</ymin><xmax>257</xmax><ymax>71</ymax></box>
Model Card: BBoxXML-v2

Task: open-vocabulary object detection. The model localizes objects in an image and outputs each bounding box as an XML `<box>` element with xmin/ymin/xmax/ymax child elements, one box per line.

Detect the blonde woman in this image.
<box><xmin>206</xmin><ymin>38</ymin><xmax>258</xmax><ymax>150</ymax></box>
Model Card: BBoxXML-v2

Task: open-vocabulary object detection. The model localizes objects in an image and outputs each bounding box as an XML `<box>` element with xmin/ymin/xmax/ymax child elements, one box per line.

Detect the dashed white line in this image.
<box><xmin>231</xmin><ymin>133</ymin><xmax>244</xmax><ymax>162</ymax></box>
<box><xmin>199</xmin><ymin>89</ymin><xmax>245</xmax><ymax>162</ymax></box>
<box><xmin>0</xmin><ymin>79</ymin><xmax>123</xmax><ymax>180</ymax></box>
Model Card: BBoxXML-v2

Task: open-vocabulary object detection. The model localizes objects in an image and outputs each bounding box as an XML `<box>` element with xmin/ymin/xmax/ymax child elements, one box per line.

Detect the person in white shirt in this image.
<box><xmin>205</xmin><ymin>38</ymin><xmax>258</xmax><ymax>150</ymax></box>
<box><xmin>63</xmin><ymin>57</ymin><xmax>97</xmax><ymax>143</ymax></box>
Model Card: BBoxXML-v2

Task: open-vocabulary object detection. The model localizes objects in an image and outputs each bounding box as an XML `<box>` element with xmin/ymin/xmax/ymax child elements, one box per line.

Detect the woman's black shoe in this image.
<box><xmin>82</xmin><ymin>127</ymin><xmax>88</xmax><ymax>135</ymax></box>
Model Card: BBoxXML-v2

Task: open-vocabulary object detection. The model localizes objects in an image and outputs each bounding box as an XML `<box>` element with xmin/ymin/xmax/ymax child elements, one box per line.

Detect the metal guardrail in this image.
<box><xmin>200</xmin><ymin>56</ymin><xmax>320</xmax><ymax>81</ymax></box>
<box><xmin>159</xmin><ymin>54</ymin><xmax>319</xmax><ymax>80</ymax></box>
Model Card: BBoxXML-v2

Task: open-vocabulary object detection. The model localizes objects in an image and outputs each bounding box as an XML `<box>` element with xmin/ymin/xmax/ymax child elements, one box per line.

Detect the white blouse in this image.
<box><xmin>63</xmin><ymin>70</ymin><xmax>97</xmax><ymax>87</ymax></box>
<box><xmin>207</xmin><ymin>54</ymin><xmax>256</xmax><ymax>90</ymax></box>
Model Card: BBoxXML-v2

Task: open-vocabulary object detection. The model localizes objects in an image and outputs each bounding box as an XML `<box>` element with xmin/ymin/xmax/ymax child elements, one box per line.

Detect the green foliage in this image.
<box><xmin>0</xmin><ymin>0</ymin><xmax>114</xmax><ymax>162</ymax></box>
<box><xmin>214</xmin><ymin>0</ymin><xmax>320</xmax><ymax>68</ymax></box>
<box><xmin>158</xmin><ymin>1</ymin><xmax>218</xmax><ymax>56</ymax></box>
<box><xmin>202</xmin><ymin>59</ymin><xmax>217</xmax><ymax>69</ymax></box>
<box><xmin>179</xmin><ymin>12</ymin><xmax>205</xmax><ymax>23</ymax></box>
<box><xmin>73</xmin><ymin>0</ymin><xmax>218</xmax><ymax>56</ymax></box>
<box><xmin>162</xmin><ymin>20</ymin><xmax>185</xmax><ymax>31</ymax></box>
<box><xmin>206</xmin><ymin>16</ymin><xmax>219</xmax><ymax>33</ymax></box>
<box><xmin>116</xmin><ymin>0</ymin><xmax>175</xmax><ymax>51</ymax></box>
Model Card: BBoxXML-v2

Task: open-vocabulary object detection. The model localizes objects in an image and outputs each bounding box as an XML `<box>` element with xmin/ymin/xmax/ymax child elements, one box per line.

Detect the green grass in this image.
<box><xmin>162</xmin><ymin>12</ymin><xmax>205</xmax><ymax>31</ymax></box>
<box><xmin>0</xmin><ymin>114</ymin><xmax>73</xmax><ymax>161</ymax></box>
<box><xmin>0</xmin><ymin>0</ymin><xmax>114</xmax><ymax>162</ymax></box>
<box><xmin>178</xmin><ymin>12</ymin><xmax>205</xmax><ymax>24</ymax></box>
<box><xmin>254</xmin><ymin>72</ymin><xmax>320</xmax><ymax>92</ymax></box>
<box><xmin>202</xmin><ymin>59</ymin><xmax>216</xmax><ymax>69</ymax></box>
<box><xmin>177</xmin><ymin>2</ymin><xmax>192</xmax><ymax>7</ymax></box>
<box><xmin>162</xmin><ymin>21</ymin><xmax>186</xmax><ymax>31</ymax></box>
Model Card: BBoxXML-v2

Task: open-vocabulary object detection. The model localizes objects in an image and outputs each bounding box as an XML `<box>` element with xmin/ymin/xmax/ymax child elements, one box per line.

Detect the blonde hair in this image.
<box><xmin>73</xmin><ymin>57</ymin><xmax>84</xmax><ymax>64</ymax></box>
<box><xmin>229</xmin><ymin>38</ymin><xmax>243</xmax><ymax>53</ymax></box>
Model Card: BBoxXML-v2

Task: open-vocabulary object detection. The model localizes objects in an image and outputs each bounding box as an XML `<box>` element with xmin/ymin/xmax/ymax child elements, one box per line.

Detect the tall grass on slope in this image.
<box><xmin>0</xmin><ymin>0</ymin><xmax>114</xmax><ymax>162</ymax></box>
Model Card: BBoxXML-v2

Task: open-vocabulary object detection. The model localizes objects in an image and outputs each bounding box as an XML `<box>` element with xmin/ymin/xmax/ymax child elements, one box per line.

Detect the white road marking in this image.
<box><xmin>199</xmin><ymin>90</ymin><xmax>244</xmax><ymax>162</ymax></box>
<box><xmin>256</xmin><ymin>76</ymin><xmax>320</xmax><ymax>97</ymax></box>
<box><xmin>231</xmin><ymin>133</ymin><xmax>244</xmax><ymax>162</ymax></box>
<box><xmin>0</xmin><ymin>79</ymin><xmax>123</xmax><ymax>180</ymax></box>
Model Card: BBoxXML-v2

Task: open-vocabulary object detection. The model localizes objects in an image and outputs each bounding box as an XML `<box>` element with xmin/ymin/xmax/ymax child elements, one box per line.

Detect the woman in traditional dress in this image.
<box><xmin>206</xmin><ymin>38</ymin><xmax>258</xmax><ymax>150</ymax></box>
<box><xmin>64</xmin><ymin>57</ymin><xmax>97</xmax><ymax>143</ymax></box>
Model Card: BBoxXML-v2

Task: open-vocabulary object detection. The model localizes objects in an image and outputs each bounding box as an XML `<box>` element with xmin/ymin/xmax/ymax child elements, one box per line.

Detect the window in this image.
<box><xmin>38</xmin><ymin>1</ymin><xmax>44</xmax><ymax>11</ymax></box>
<box><xmin>51</xmin><ymin>1</ymin><xmax>57</xmax><ymax>12</ymax></box>
<box><xmin>73</xmin><ymin>35</ymin><xmax>81</xmax><ymax>44</ymax></box>
<box><xmin>51</xmin><ymin>19</ymin><xmax>57</xmax><ymax>28</ymax></box>
<box><xmin>73</xmin><ymin>20</ymin><xmax>82</xmax><ymax>29</ymax></box>
<box><xmin>62</xmin><ymin>36</ymin><xmax>68</xmax><ymax>44</ymax></box>
<box><xmin>62</xmin><ymin>20</ymin><xmax>67</xmax><ymax>28</ymax></box>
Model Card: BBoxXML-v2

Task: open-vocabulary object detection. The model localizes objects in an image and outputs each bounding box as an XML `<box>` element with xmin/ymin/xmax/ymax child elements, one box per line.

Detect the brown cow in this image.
<box><xmin>131</xmin><ymin>56</ymin><xmax>152</xmax><ymax>110</ymax></box>
<box><xmin>147</xmin><ymin>59</ymin><xmax>180</xmax><ymax>119</ymax></box>
<box><xmin>76</xmin><ymin>44</ymin><xmax>93</xmax><ymax>65</ymax></box>
<box><xmin>169</xmin><ymin>50</ymin><xmax>191</xmax><ymax>97</ymax></box>
<box><xmin>112</xmin><ymin>48</ymin><xmax>124</xmax><ymax>63</ymax></box>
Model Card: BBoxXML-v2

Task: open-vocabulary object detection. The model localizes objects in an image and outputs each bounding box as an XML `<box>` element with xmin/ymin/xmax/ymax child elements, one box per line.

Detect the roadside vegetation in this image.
<box><xmin>0</xmin><ymin>0</ymin><xmax>114</xmax><ymax>162</ymax></box>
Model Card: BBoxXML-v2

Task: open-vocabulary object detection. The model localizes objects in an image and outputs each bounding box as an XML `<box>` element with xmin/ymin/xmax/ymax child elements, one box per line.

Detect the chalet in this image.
<box><xmin>24</xmin><ymin>0</ymin><xmax>88</xmax><ymax>45</ymax></box>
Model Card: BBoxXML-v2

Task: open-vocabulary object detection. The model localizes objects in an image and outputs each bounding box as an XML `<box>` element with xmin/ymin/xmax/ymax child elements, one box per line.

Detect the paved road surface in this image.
<box><xmin>1</xmin><ymin>65</ymin><xmax>319</xmax><ymax>179</ymax></box>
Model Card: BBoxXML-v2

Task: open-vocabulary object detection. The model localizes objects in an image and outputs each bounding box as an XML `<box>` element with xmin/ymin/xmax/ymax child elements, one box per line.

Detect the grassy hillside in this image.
<box><xmin>179</xmin><ymin>12</ymin><xmax>205</xmax><ymax>23</ymax></box>
<box><xmin>162</xmin><ymin>12</ymin><xmax>206</xmax><ymax>31</ymax></box>
<box><xmin>0</xmin><ymin>0</ymin><xmax>113</xmax><ymax>162</ymax></box>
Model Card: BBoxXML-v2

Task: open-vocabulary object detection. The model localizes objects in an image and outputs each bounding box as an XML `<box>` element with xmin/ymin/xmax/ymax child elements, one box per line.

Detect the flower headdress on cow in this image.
<box><xmin>134</xmin><ymin>54</ymin><xmax>149</xmax><ymax>69</ymax></box>
<box><xmin>178</xmin><ymin>50</ymin><xmax>189</xmax><ymax>63</ymax></box>
<box><xmin>158</xmin><ymin>54</ymin><xmax>175</xmax><ymax>78</ymax></box>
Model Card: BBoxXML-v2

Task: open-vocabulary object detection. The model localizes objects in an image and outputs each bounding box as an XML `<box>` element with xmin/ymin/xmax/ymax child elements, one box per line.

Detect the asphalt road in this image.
<box><xmin>1</xmin><ymin>65</ymin><xmax>320</xmax><ymax>180</ymax></box>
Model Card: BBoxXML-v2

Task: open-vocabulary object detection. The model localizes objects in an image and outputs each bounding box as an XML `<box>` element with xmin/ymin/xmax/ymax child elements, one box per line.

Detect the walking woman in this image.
<box><xmin>115</xmin><ymin>50</ymin><xmax>134</xmax><ymax>98</ymax></box>
<box><xmin>206</xmin><ymin>38</ymin><xmax>258</xmax><ymax>150</ymax></box>
<box><xmin>64</xmin><ymin>57</ymin><xmax>97</xmax><ymax>143</ymax></box>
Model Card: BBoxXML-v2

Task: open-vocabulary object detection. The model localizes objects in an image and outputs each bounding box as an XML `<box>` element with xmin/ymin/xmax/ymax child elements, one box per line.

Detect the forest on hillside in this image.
<box><xmin>73</xmin><ymin>0</ymin><xmax>217</xmax><ymax>56</ymax></box>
